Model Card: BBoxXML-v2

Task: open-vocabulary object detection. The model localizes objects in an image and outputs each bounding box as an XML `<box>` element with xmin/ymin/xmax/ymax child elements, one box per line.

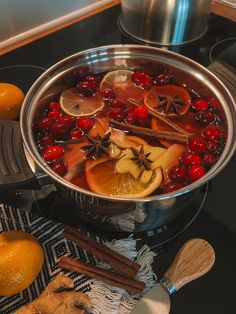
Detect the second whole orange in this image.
<box><xmin>0</xmin><ymin>230</ymin><xmax>44</xmax><ymax>297</ymax></box>
<box><xmin>0</xmin><ymin>83</ymin><xmax>25</xmax><ymax>120</ymax></box>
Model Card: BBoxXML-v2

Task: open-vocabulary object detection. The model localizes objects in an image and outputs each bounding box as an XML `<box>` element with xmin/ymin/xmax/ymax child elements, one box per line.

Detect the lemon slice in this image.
<box><xmin>101</xmin><ymin>70</ymin><xmax>133</xmax><ymax>87</ymax></box>
<box><xmin>100</xmin><ymin>70</ymin><xmax>146</xmax><ymax>102</ymax></box>
<box><xmin>60</xmin><ymin>88</ymin><xmax>104</xmax><ymax>117</ymax></box>
<box><xmin>85</xmin><ymin>157</ymin><xmax>163</xmax><ymax>198</ymax></box>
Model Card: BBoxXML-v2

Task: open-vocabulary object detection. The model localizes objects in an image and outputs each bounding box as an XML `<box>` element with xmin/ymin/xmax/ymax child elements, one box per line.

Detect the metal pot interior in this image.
<box><xmin>20</xmin><ymin>45</ymin><xmax>236</xmax><ymax>203</ymax></box>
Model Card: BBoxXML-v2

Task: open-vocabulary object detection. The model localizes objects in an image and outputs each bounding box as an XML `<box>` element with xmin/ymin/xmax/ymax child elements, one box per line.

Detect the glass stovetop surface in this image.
<box><xmin>0</xmin><ymin>5</ymin><xmax>236</xmax><ymax>314</ymax></box>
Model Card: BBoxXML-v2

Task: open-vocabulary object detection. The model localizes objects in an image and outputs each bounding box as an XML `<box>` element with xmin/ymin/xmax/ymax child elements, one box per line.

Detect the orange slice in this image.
<box><xmin>144</xmin><ymin>85</ymin><xmax>191</xmax><ymax>118</ymax></box>
<box><xmin>100</xmin><ymin>70</ymin><xmax>145</xmax><ymax>102</ymax></box>
<box><xmin>85</xmin><ymin>157</ymin><xmax>162</xmax><ymax>198</ymax></box>
<box><xmin>60</xmin><ymin>88</ymin><xmax>104</xmax><ymax>117</ymax></box>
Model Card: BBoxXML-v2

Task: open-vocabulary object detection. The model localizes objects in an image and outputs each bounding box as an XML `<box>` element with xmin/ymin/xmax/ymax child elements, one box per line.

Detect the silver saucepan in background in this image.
<box><xmin>119</xmin><ymin>0</ymin><xmax>212</xmax><ymax>46</ymax></box>
<box><xmin>1</xmin><ymin>45</ymin><xmax>236</xmax><ymax>233</ymax></box>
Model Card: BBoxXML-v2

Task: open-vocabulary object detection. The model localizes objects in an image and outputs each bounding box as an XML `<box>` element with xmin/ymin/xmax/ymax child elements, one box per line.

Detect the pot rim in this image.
<box><xmin>20</xmin><ymin>44</ymin><xmax>236</xmax><ymax>203</ymax></box>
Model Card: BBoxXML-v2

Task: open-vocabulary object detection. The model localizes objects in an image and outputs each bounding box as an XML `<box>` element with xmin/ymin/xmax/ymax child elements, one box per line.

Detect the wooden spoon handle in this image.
<box><xmin>164</xmin><ymin>238</ymin><xmax>215</xmax><ymax>292</ymax></box>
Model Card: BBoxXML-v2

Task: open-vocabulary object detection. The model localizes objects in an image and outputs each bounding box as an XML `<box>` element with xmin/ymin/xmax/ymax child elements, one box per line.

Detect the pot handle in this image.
<box><xmin>0</xmin><ymin>120</ymin><xmax>51</xmax><ymax>190</ymax></box>
<box><xmin>207</xmin><ymin>60</ymin><xmax>236</xmax><ymax>102</ymax></box>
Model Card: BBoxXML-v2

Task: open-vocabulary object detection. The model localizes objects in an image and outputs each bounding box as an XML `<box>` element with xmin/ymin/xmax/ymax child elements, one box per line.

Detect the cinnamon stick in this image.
<box><xmin>63</xmin><ymin>226</ymin><xmax>140</xmax><ymax>278</ymax></box>
<box><xmin>109</xmin><ymin>119</ymin><xmax>189</xmax><ymax>144</ymax></box>
<box><xmin>127</xmin><ymin>98</ymin><xmax>192</xmax><ymax>136</ymax></box>
<box><xmin>59</xmin><ymin>256</ymin><xmax>145</xmax><ymax>295</ymax></box>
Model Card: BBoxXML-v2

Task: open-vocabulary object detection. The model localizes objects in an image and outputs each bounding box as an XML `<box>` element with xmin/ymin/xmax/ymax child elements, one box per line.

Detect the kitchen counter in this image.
<box><xmin>0</xmin><ymin>4</ymin><xmax>236</xmax><ymax>314</ymax></box>
<box><xmin>0</xmin><ymin>1</ymin><xmax>235</xmax><ymax>55</ymax></box>
<box><xmin>212</xmin><ymin>1</ymin><xmax>236</xmax><ymax>21</ymax></box>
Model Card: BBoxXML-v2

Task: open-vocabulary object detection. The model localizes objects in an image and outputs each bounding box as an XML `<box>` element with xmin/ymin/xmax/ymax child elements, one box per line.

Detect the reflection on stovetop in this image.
<box><xmin>0</xmin><ymin>183</ymin><xmax>208</xmax><ymax>249</ymax></box>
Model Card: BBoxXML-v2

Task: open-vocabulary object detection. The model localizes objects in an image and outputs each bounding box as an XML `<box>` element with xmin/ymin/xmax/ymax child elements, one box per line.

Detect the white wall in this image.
<box><xmin>0</xmin><ymin>0</ymin><xmax>114</xmax><ymax>50</ymax></box>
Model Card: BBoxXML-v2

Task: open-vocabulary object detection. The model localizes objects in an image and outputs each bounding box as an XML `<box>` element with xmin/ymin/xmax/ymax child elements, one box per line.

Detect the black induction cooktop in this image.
<box><xmin>0</xmin><ymin>5</ymin><xmax>236</xmax><ymax>314</ymax></box>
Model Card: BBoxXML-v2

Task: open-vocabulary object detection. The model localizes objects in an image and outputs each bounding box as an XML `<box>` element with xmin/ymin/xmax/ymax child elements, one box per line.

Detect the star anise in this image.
<box><xmin>130</xmin><ymin>146</ymin><xmax>152</xmax><ymax>170</ymax></box>
<box><xmin>81</xmin><ymin>132</ymin><xmax>111</xmax><ymax>158</ymax></box>
<box><xmin>155</xmin><ymin>94</ymin><xmax>187</xmax><ymax>116</ymax></box>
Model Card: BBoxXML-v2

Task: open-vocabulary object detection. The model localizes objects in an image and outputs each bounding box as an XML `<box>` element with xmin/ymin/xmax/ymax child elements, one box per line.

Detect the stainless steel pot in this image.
<box><xmin>2</xmin><ymin>45</ymin><xmax>236</xmax><ymax>233</ymax></box>
<box><xmin>119</xmin><ymin>0</ymin><xmax>212</xmax><ymax>46</ymax></box>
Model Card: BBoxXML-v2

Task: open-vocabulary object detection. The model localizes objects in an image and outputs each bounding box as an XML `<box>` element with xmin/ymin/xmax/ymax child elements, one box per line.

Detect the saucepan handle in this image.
<box><xmin>0</xmin><ymin>120</ymin><xmax>51</xmax><ymax>190</ymax></box>
<box><xmin>162</xmin><ymin>238</ymin><xmax>215</xmax><ymax>293</ymax></box>
<box><xmin>207</xmin><ymin>60</ymin><xmax>236</xmax><ymax>102</ymax></box>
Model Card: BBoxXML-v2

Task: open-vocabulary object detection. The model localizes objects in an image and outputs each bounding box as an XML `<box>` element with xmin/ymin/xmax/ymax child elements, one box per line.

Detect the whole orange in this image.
<box><xmin>0</xmin><ymin>83</ymin><xmax>25</xmax><ymax>120</ymax></box>
<box><xmin>0</xmin><ymin>230</ymin><xmax>44</xmax><ymax>297</ymax></box>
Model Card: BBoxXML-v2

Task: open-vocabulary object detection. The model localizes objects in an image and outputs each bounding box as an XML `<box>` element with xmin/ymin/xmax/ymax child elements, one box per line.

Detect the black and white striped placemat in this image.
<box><xmin>0</xmin><ymin>204</ymin><xmax>157</xmax><ymax>314</ymax></box>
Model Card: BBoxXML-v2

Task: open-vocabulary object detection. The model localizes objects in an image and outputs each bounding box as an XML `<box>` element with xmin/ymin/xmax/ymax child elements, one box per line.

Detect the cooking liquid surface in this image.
<box><xmin>34</xmin><ymin>68</ymin><xmax>227</xmax><ymax>198</ymax></box>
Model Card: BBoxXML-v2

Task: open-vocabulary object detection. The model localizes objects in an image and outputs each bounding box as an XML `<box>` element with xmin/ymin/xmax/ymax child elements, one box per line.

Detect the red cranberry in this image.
<box><xmin>215</xmin><ymin>112</ymin><xmax>226</xmax><ymax>125</ymax></box>
<box><xmin>124</xmin><ymin>114</ymin><xmax>136</xmax><ymax>124</ymax></box>
<box><xmin>180</xmin><ymin>152</ymin><xmax>202</xmax><ymax>166</ymax></box>
<box><xmin>85</xmin><ymin>75</ymin><xmax>100</xmax><ymax>85</ymax></box>
<box><xmin>192</xmin><ymin>99</ymin><xmax>208</xmax><ymax>112</ymax></box>
<box><xmin>133</xmin><ymin>105</ymin><xmax>149</xmax><ymax>120</ymax></box>
<box><xmin>207</xmin><ymin>97</ymin><xmax>221</xmax><ymax>112</ymax></box>
<box><xmin>57</xmin><ymin>116</ymin><xmax>74</xmax><ymax>129</ymax></box>
<box><xmin>109</xmin><ymin>99</ymin><xmax>126</xmax><ymax>109</ymax></box>
<box><xmin>203</xmin><ymin>152</ymin><xmax>216</xmax><ymax>165</ymax></box>
<box><xmin>47</xmin><ymin>109</ymin><xmax>62</xmax><ymax>120</ymax></box>
<box><xmin>155</xmin><ymin>71</ymin><xmax>172</xmax><ymax>84</ymax></box>
<box><xmin>102</xmin><ymin>88</ymin><xmax>115</xmax><ymax>100</ymax></box>
<box><xmin>188</xmin><ymin>165</ymin><xmax>206</xmax><ymax>182</ymax></box>
<box><xmin>38</xmin><ymin>117</ymin><xmax>54</xmax><ymax>133</ymax></box>
<box><xmin>76</xmin><ymin>117</ymin><xmax>94</xmax><ymax>131</ymax></box>
<box><xmin>202</xmin><ymin>124</ymin><xmax>221</xmax><ymax>141</ymax></box>
<box><xmin>49</xmin><ymin>102</ymin><xmax>60</xmax><ymax>110</ymax></box>
<box><xmin>125</xmin><ymin>108</ymin><xmax>135</xmax><ymax>115</ymax></box>
<box><xmin>196</xmin><ymin>111</ymin><xmax>214</xmax><ymax>125</ymax></box>
<box><xmin>77</xmin><ymin>81</ymin><xmax>97</xmax><ymax>97</ymax></box>
<box><xmin>50</xmin><ymin>159</ymin><xmax>67</xmax><ymax>176</ymax></box>
<box><xmin>131</xmin><ymin>70</ymin><xmax>153</xmax><ymax>89</ymax></box>
<box><xmin>206</xmin><ymin>141</ymin><xmax>219</xmax><ymax>154</ymax></box>
<box><xmin>109</xmin><ymin>108</ymin><xmax>125</xmax><ymax>121</ymax></box>
<box><xmin>43</xmin><ymin>145</ymin><xmax>64</xmax><ymax>161</ymax></box>
<box><xmin>50</xmin><ymin>122</ymin><xmax>70</xmax><ymax>141</ymax></box>
<box><xmin>168</xmin><ymin>164</ymin><xmax>187</xmax><ymax>181</ymax></box>
<box><xmin>187</xmin><ymin>136</ymin><xmax>206</xmax><ymax>153</ymax></box>
<box><xmin>39</xmin><ymin>134</ymin><xmax>54</xmax><ymax>147</ymax></box>
<box><xmin>70</xmin><ymin>128</ymin><xmax>84</xmax><ymax>140</ymax></box>
<box><xmin>163</xmin><ymin>181</ymin><xmax>186</xmax><ymax>193</ymax></box>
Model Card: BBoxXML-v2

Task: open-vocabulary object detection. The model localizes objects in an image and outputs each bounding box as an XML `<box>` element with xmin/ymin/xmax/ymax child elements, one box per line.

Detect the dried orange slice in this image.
<box><xmin>85</xmin><ymin>157</ymin><xmax>163</xmax><ymax>198</ymax></box>
<box><xmin>144</xmin><ymin>85</ymin><xmax>191</xmax><ymax>118</ymax></box>
<box><xmin>60</xmin><ymin>88</ymin><xmax>104</xmax><ymax>117</ymax></box>
<box><xmin>100</xmin><ymin>70</ymin><xmax>145</xmax><ymax>102</ymax></box>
